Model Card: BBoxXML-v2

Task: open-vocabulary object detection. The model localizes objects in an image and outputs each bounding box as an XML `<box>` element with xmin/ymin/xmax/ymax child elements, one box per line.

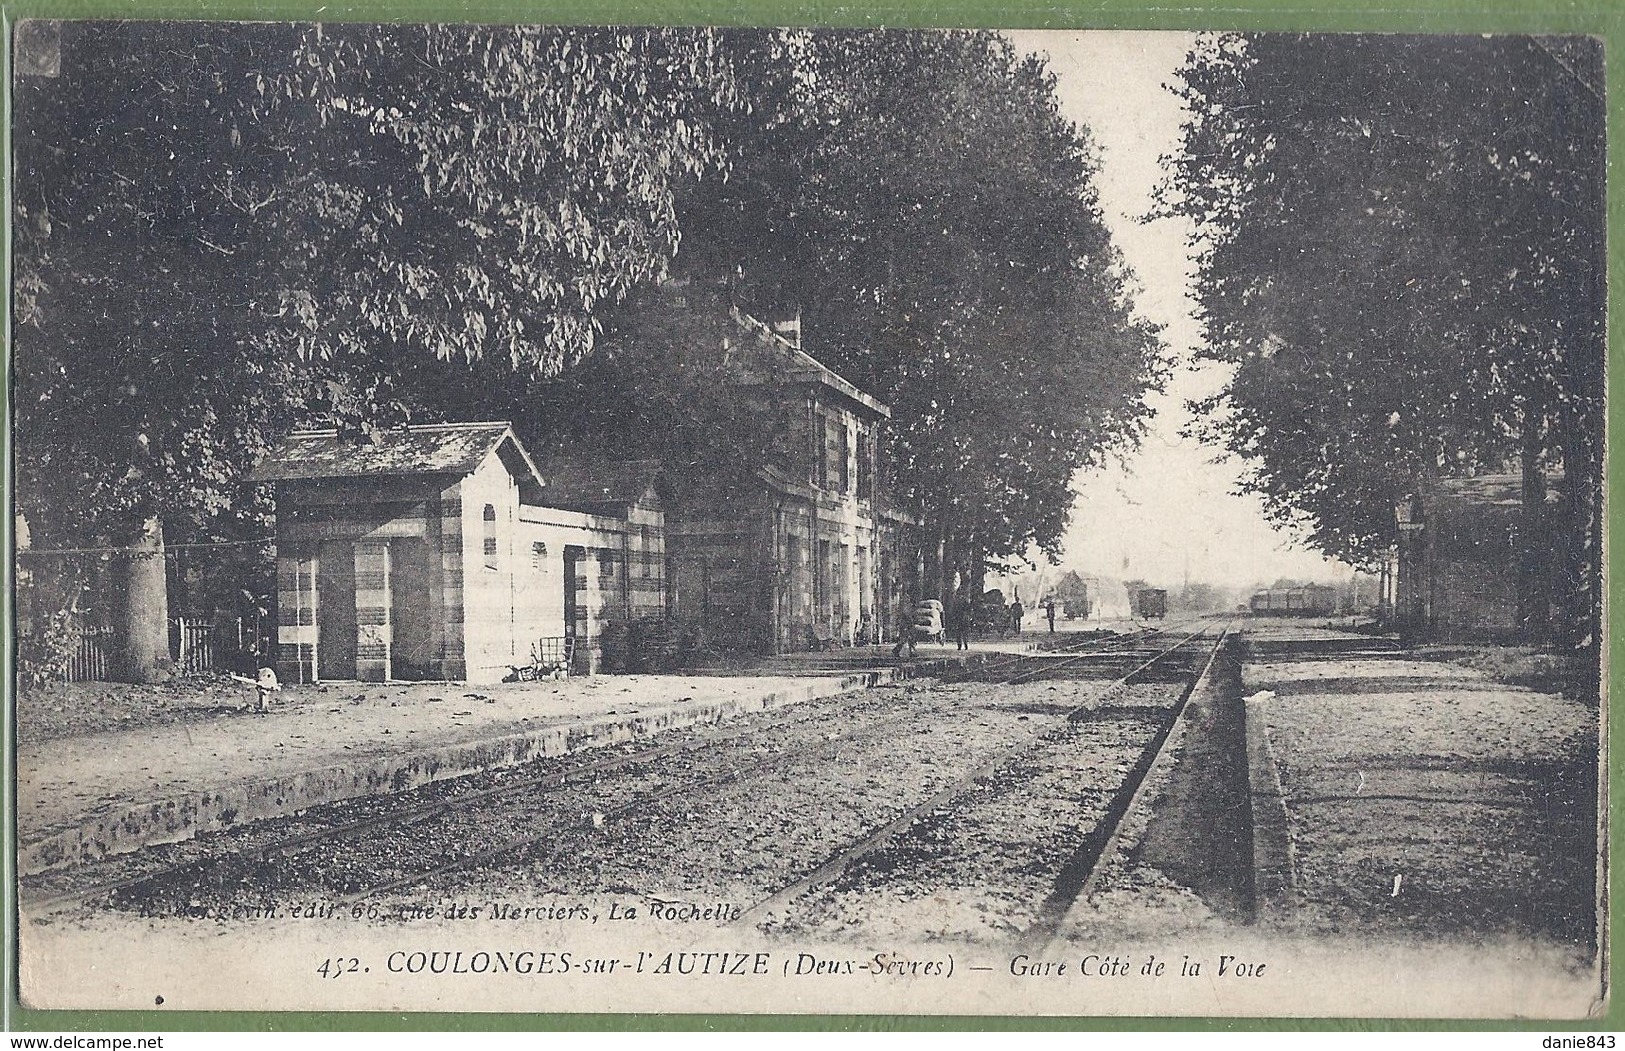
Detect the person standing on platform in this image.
<box><xmin>1045</xmin><ymin>598</ymin><xmax>1057</xmax><ymax>633</ymax></box>
<box><xmin>1010</xmin><ymin>596</ymin><xmax>1024</xmax><ymax>635</ymax></box>
<box><xmin>953</xmin><ymin>592</ymin><xmax>974</xmax><ymax>651</ymax></box>
<box><xmin>891</xmin><ymin>599</ymin><xmax>918</xmax><ymax>659</ymax></box>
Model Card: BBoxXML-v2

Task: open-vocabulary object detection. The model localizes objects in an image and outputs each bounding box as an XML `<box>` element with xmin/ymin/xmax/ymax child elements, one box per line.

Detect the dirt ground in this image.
<box><xmin>15</xmin><ymin>669</ymin><xmax>814</xmax><ymax>846</ymax></box>
<box><xmin>1425</xmin><ymin>643</ymin><xmax>1602</xmax><ymax>703</ymax></box>
<box><xmin>17</xmin><ymin>673</ymin><xmax>269</xmax><ymax>745</ymax></box>
<box><xmin>19</xmin><ymin>643</ymin><xmax>1606</xmax><ymax>1019</ymax></box>
<box><xmin>1249</xmin><ymin>655</ymin><xmax>1599</xmax><ymax>953</ymax></box>
<box><xmin>14</xmin><ymin>637</ymin><xmax>1028</xmax><ymax>746</ymax></box>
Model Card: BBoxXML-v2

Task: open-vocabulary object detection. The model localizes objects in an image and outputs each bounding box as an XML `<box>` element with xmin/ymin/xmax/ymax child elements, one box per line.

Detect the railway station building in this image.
<box><xmin>251</xmin><ymin>305</ymin><xmax>921</xmax><ymax>682</ymax></box>
<box><xmin>663</xmin><ymin>308</ymin><xmax>919</xmax><ymax>655</ymax></box>
<box><xmin>1393</xmin><ymin>472</ymin><xmax>1565</xmax><ymax>641</ymax></box>
<box><xmin>252</xmin><ymin>422</ymin><xmax>663</xmax><ymax>685</ymax></box>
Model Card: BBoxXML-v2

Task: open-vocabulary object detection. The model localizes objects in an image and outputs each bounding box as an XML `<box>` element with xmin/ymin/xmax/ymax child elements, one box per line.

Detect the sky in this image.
<box><xmin>1003</xmin><ymin>31</ymin><xmax>1350</xmax><ymax>592</ymax></box>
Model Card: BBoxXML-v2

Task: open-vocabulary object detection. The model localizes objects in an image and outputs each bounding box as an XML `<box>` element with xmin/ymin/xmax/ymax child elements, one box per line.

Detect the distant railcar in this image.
<box><xmin>1133</xmin><ymin>587</ymin><xmax>1167</xmax><ymax>619</ymax></box>
<box><xmin>1248</xmin><ymin>585</ymin><xmax>1337</xmax><ymax>616</ymax></box>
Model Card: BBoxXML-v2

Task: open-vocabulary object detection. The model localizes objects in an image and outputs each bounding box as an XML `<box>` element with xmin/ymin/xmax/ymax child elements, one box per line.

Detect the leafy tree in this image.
<box><xmin>384</xmin><ymin>277</ymin><xmax>790</xmax><ymax>486</ymax></box>
<box><xmin>12</xmin><ymin>21</ymin><xmax>740</xmax><ymax>681</ymax></box>
<box><xmin>1160</xmin><ymin>33</ymin><xmax>1604</xmax><ymax>641</ymax></box>
<box><xmin>279</xmin><ymin>23</ymin><xmax>740</xmax><ymax>378</ymax></box>
<box><xmin>395</xmin><ymin>29</ymin><xmax>1169</xmax><ymax>606</ymax></box>
<box><xmin>679</xmin><ymin>30</ymin><xmax>1169</xmax><ymax>597</ymax></box>
<box><xmin>16</xmin><ymin>23</ymin><xmax>1169</xmax><ymax>680</ymax></box>
<box><xmin>14</xmin><ymin>22</ymin><xmax>317</xmax><ymax>680</ymax></box>
<box><xmin>1175</xmin><ymin>581</ymin><xmax>1221</xmax><ymax>612</ymax></box>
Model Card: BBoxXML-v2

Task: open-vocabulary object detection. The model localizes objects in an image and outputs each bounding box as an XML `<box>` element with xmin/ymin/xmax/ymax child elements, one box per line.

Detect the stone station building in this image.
<box><xmin>1393</xmin><ymin>472</ymin><xmax>1566</xmax><ymax>641</ymax></box>
<box><xmin>665</xmin><ymin>309</ymin><xmax>918</xmax><ymax>656</ymax></box>
<box><xmin>251</xmin><ymin>310</ymin><xmax>924</xmax><ymax>684</ymax></box>
<box><xmin>252</xmin><ymin>422</ymin><xmax>652</xmax><ymax>685</ymax></box>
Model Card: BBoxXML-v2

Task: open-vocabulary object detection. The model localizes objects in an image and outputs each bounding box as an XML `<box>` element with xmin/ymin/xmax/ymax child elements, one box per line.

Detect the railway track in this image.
<box><xmin>28</xmin><ymin>688</ymin><xmax>931</xmax><ymax>914</ymax></box>
<box><xmin>938</xmin><ymin>619</ymin><xmax>1201</xmax><ymax>685</ymax></box>
<box><xmin>24</xmin><ymin>623</ymin><xmax>1170</xmax><ymax>916</ymax></box>
<box><xmin>728</xmin><ymin>625</ymin><xmax>1227</xmax><ymax>940</ymax></box>
<box><xmin>1017</xmin><ymin>625</ymin><xmax>1232</xmax><ymax>949</ymax></box>
<box><xmin>307</xmin><ymin>627</ymin><xmax>1193</xmax><ymax>907</ymax></box>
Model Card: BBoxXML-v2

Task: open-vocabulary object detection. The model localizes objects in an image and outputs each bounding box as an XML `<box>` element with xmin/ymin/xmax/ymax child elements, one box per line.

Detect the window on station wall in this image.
<box><xmin>822</xmin><ymin>413</ymin><xmax>842</xmax><ymax>492</ymax></box>
<box><xmin>857</xmin><ymin>428</ymin><xmax>874</xmax><ymax>501</ymax></box>
<box><xmin>482</xmin><ymin>504</ymin><xmax>499</xmax><ymax>570</ymax></box>
<box><xmin>639</xmin><ymin>525</ymin><xmax>656</xmax><ymax>578</ymax></box>
<box><xmin>839</xmin><ymin>421</ymin><xmax>852</xmax><ymax>493</ymax></box>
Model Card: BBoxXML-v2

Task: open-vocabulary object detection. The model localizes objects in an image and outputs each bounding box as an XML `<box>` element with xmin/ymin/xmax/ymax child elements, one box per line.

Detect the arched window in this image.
<box><xmin>483</xmin><ymin>503</ymin><xmax>498</xmax><ymax>570</ymax></box>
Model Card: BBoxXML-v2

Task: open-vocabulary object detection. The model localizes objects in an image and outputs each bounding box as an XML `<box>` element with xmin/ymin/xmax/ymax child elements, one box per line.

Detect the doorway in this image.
<box><xmin>316</xmin><ymin>540</ymin><xmax>356</xmax><ymax>680</ymax></box>
<box><xmin>390</xmin><ymin>537</ymin><xmax>433</xmax><ymax>680</ymax></box>
<box><xmin>564</xmin><ymin>545</ymin><xmax>588</xmax><ymax>673</ymax></box>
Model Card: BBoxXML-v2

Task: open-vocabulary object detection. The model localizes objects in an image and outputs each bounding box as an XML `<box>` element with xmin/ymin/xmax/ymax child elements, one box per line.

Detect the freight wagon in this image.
<box><xmin>1132</xmin><ymin>587</ymin><xmax>1167</xmax><ymax>620</ymax></box>
<box><xmin>1248</xmin><ymin>584</ymin><xmax>1337</xmax><ymax>616</ymax></box>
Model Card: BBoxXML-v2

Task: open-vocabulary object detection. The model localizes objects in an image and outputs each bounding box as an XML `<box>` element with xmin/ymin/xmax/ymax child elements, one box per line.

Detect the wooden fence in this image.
<box><xmin>61</xmin><ymin>617</ymin><xmax>264</xmax><ymax>683</ymax></box>
<box><xmin>66</xmin><ymin>627</ymin><xmax>114</xmax><ymax>683</ymax></box>
<box><xmin>172</xmin><ymin>618</ymin><xmax>218</xmax><ymax>675</ymax></box>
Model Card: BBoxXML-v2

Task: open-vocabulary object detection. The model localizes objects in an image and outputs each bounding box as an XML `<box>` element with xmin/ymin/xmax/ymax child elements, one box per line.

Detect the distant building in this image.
<box><xmin>1394</xmin><ymin>472</ymin><xmax>1562</xmax><ymax>642</ymax></box>
<box><xmin>1051</xmin><ymin>571</ymin><xmax>1091</xmax><ymax>619</ymax></box>
<box><xmin>251</xmin><ymin>423</ymin><xmax>660</xmax><ymax>684</ymax></box>
<box><xmin>1046</xmin><ymin>571</ymin><xmax>1132</xmax><ymax>621</ymax></box>
<box><xmin>1087</xmin><ymin>576</ymin><xmax>1134</xmax><ymax>620</ymax></box>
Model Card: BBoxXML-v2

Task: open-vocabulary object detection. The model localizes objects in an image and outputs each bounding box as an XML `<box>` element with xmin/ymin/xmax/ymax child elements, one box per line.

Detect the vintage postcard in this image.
<box><xmin>10</xmin><ymin>20</ymin><xmax>1608</xmax><ymax>1021</ymax></box>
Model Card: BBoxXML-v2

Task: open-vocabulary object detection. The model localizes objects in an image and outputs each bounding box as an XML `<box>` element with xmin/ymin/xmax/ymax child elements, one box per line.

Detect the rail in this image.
<box><xmin>25</xmin><ymin>622</ymin><xmax>1219</xmax><ymax>917</ymax></box>
<box><xmin>729</xmin><ymin>624</ymin><xmax>1225</xmax><ymax>931</ymax></box>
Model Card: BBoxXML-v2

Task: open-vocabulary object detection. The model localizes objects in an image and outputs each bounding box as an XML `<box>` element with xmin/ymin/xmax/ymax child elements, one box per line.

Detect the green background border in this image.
<box><xmin>3</xmin><ymin>0</ymin><xmax>1620</xmax><ymax>1033</ymax></box>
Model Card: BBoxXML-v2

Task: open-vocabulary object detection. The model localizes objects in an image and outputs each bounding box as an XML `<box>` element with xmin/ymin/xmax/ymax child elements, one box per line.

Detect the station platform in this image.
<box><xmin>15</xmin><ymin>636</ymin><xmax>1043</xmax><ymax>878</ymax></box>
<box><xmin>1237</xmin><ymin>624</ymin><xmax>1599</xmax><ymax>949</ymax></box>
<box><xmin>1234</xmin><ymin>616</ymin><xmax>1401</xmax><ymax>658</ymax></box>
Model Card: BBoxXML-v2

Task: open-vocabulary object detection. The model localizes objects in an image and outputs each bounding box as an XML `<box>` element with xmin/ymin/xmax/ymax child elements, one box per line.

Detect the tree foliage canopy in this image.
<box><xmin>280</xmin><ymin>23</ymin><xmax>740</xmax><ymax>373</ymax></box>
<box><xmin>682</xmin><ymin>30</ymin><xmax>1168</xmax><ymax>566</ymax></box>
<box><xmin>15</xmin><ymin>24</ymin><xmax>1168</xmax><ymax>653</ymax></box>
<box><xmin>379</xmin><ymin>29</ymin><xmax>1170</xmax><ymax>572</ymax></box>
<box><xmin>1160</xmin><ymin>34</ymin><xmax>1605</xmax><ymax>567</ymax></box>
<box><xmin>15</xmin><ymin>22</ymin><xmax>311</xmax><ymax>551</ymax></box>
<box><xmin>14</xmin><ymin>20</ymin><xmax>740</xmax><ymax>551</ymax></box>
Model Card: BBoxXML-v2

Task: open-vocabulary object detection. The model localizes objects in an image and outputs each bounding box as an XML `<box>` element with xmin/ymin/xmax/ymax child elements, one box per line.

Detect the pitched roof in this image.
<box><xmin>1433</xmin><ymin>471</ymin><xmax>1565</xmax><ymax>508</ymax></box>
<box><xmin>731</xmin><ymin>308</ymin><xmax>890</xmax><ymax>419</ymax></box>
<box><xmin>539</xmin><ymin>458</ymin><xmax>664</xmax><ymax>514</ymax></box>
<box><xmin>250</xmin><ymin>422</ymin><xmax>545</xmax><ymax>496</ymax></box>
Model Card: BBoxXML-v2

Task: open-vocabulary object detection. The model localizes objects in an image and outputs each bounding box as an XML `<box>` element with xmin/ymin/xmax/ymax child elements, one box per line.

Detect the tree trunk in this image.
<box><xmin>112</xmin><ymin>516</ymin><xmax>170</xmax><ymax>683</ymax></box>
<box><xmin>966</xmin><ymin>542</ymin><xmax>987</xmax><ymax>600</ymax></box>
<box><xmin>947</xmin><ymin>536</ymin><xmax>982</xmax><ymax>612</ymax></box>
<box><xmin>922</xmin><ymin>524</ymin><xmax>948</xmax><ymax>602</ymax></box>
<box><xmin>1558</xmin><ymin>421</ymin><xmax>1601</xmax><ymax>654</ymax></box>
<box><xmin>1517</xmin><ymin>411</ymin><xmax>1550</xmax><ymax>644</ymax></box>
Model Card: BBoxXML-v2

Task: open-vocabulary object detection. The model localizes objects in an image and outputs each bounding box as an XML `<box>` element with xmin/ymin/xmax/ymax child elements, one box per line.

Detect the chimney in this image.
<box><xmin>770</xmin><ymin>309</ymin><xmax>803</xmax><ymax>350</ymax></box>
